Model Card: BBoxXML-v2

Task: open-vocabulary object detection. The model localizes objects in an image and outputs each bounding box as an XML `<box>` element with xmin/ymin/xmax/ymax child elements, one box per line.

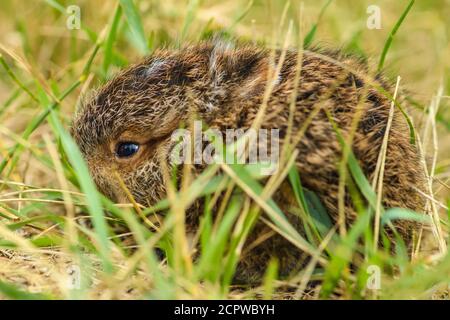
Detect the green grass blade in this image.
<box><xmin>378</xmin><ymin>0</ymin><xmax>415</xmax><ymax>71</ymax></box>
<box><xmin>0</xmin><ymin>80</ymin><xmax>81</xmax><ymax>175</ymax></box>
<box><xmin>100</xmin><ymin>196</ymin><xmax>174</xmax><ymax>298</ymax></box>
<box><xmin>0</xmin><ymin>280</ymin><xmax>52</xmax><ymax>300</ymax></box>
<box><xmin>103</xmin><ymin>4</ymin><xmax>123</xmax><ymax>75</ymax></box>
<box><xmin>320</xmin><ymin>208</ymin><xmax>372</xmax><ymax>298</ymax></box>
<box><xmin>381</xmin><ymin>208</ymin><xmax>431</xmax><ymax>225</ymax></box>
<box><xmin>196</xmin><ymin>194</ymin><xmax>243</xmax><ymax>282</ymax></box>
<box><xmin>303</xmin><ymin>189</ymin><xmax>334</xmax><ymax>238</ymax></box>
<box><xmin>119</xmin><ymin>0</ymin><xmax>149</xmax><ymax>54</ymax></box>
<box><xmin>0</xmin><ymin>37</ymin><xmax>102</xmax><ymax>175</ymax></box>
<box><xmin>226</xmin><ymin>0</ymin><xmax>254</xmax><ymax>34</ymax></box>
<box><xmin>44</xmin><ymin>0</ymin><xmax>66</xmax><ymax>14</ymax></box>
<box><xmin>263</xmin><ymin>259</ymin><xmax>279</xmax><ymax>299</ymax></box>
<box><xmin>179</xmin><ymin>0</ymin><xmax>200</xmax><ymax>44</ymax></box>
<box><xmin>0</xmin><ymin>54</ymin><xmax>38</xmax><ymax>102</ymax></box>
<box><xmin>288</xmin><ymin>166</ymin><xmax>334</xmax><ymax>244</ymax></box>
<box><xmin>324</xmin><ymin>109</ymin><xmax>381</xmax><ymax>213</ymax></box>
<box><xmin>227</xmin><ymin>163</ymin><xmax>318</xmax><ymax>255</ymax></box>
<box><xmin>48</xmin><ymin>112</ymin><xmax>114</xmax><ymax>273</ymax></box>
<box><xmin>303</xmin><ymin>0</ymin><xmax>333</xmax><ymax>47</ymax></box>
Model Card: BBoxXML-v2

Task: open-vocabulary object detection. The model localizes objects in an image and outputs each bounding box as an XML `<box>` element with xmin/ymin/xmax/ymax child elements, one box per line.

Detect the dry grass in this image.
<box><xmin>0</xmin><ymin>0</ymin><xmax>449</xmax><ymax>299</ymax></box>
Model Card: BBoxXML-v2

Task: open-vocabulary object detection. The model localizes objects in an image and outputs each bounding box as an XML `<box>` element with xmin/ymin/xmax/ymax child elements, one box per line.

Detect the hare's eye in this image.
<box><xmin>115</xmin><ymin>142</ymin><xmax>140</xmax><ymax>158</ymax></box>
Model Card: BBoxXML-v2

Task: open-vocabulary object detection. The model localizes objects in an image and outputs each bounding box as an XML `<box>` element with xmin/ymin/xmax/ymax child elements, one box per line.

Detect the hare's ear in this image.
<box><xmin>140</xmin><ymin>57</ymin><xmax>195</xmax><ymax>87</ymax></box>
<box><xmin>208</xmin><ymin>42</ymin><xmax>268</xmax><ymax>99</ymax></box>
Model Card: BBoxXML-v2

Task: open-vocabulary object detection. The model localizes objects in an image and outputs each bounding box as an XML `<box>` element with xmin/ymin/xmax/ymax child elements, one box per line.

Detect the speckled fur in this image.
<box><xmin>71</xmin><ymin>42</ymin><xmax>426</xmax><ymax>283</ymax></box>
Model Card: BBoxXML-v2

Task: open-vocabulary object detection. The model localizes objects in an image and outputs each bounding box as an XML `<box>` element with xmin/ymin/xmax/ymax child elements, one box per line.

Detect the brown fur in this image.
<box><xmin>71</xmin><ymin>42</ymin><xmax>426</xmax><ymax>283</ymax></box>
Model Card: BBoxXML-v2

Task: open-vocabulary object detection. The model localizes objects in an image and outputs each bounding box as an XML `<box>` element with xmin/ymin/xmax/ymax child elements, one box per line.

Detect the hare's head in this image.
<box><xmin>71</xmin><ymin>42</ymin><xmax>269</xmax><ymax>206</ymax></box>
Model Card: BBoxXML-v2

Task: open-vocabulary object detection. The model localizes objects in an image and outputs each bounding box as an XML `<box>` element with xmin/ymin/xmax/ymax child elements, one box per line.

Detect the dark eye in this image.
<box><xmin>115</xmin><ymin>142</ymin><xmax>140</xmax><ymax>158</ymax></box>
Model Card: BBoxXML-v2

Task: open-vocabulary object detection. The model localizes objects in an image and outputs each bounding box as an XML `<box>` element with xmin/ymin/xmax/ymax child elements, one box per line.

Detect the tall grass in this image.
<box><xmin>0</xmin><ymin>0</ymin><xmax>449</xmax><ymax>299</ymax></box>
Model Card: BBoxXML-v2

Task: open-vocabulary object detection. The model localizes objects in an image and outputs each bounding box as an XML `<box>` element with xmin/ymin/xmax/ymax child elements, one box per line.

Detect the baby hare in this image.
<box><xmin>71</xmin><ymin>42</ymin><xmax>426</xmax><ymax>283</ymax></box>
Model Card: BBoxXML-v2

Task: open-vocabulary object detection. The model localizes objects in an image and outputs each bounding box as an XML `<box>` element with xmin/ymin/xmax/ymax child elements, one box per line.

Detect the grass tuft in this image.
<box><xmin>0</xmin><ymin>0</ymin><xmax>448</xmax><ymax>300</ymax></box>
